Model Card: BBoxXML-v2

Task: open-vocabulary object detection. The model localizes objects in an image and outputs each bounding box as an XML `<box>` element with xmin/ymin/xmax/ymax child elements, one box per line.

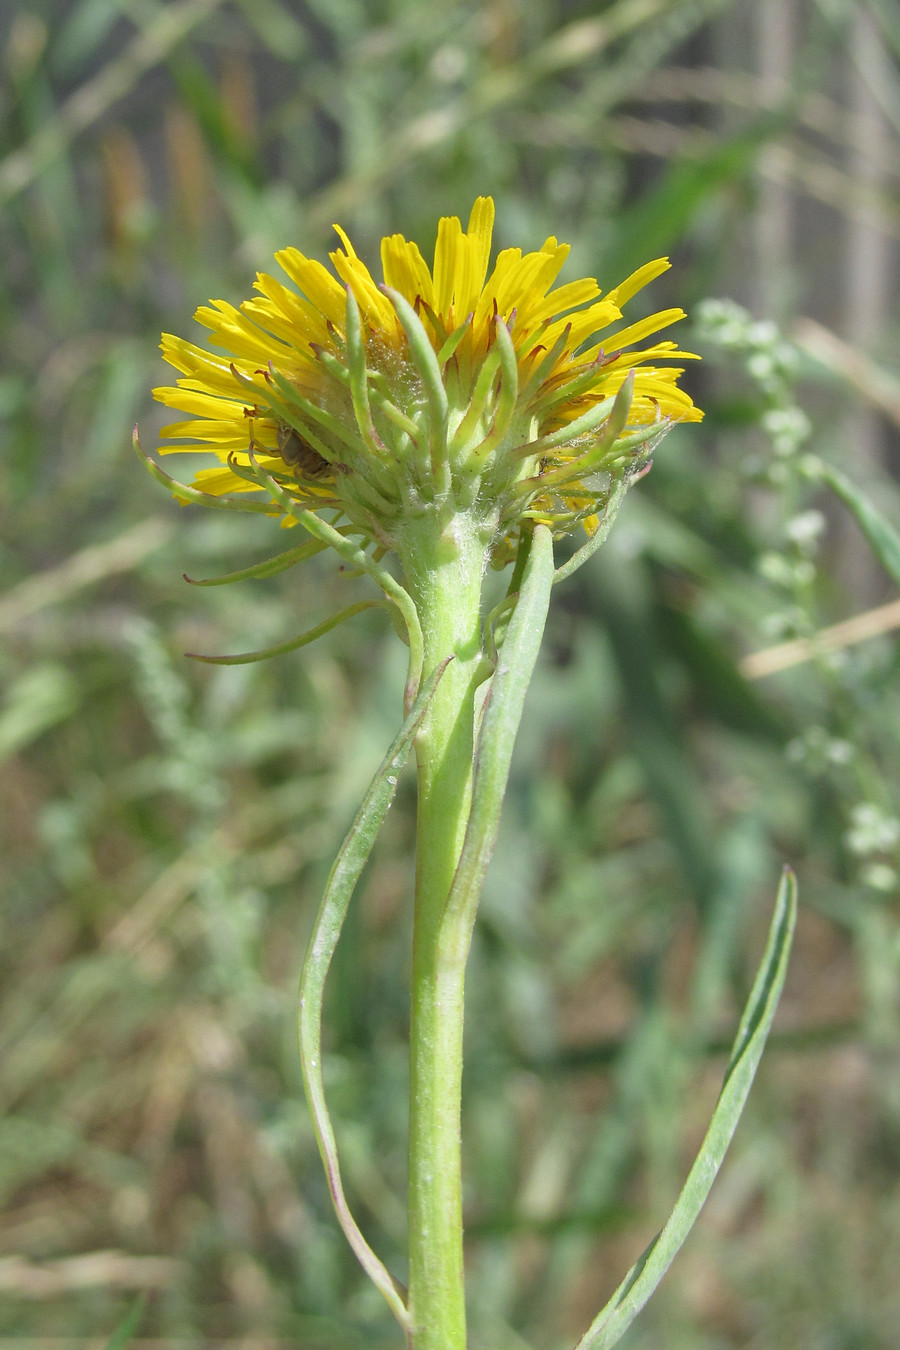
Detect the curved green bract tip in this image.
<box><xmin>242</xmin><ymin>447</ymin><xmax>425</xmax><ymax>709</ymax></box>
<box><xmin>553</xmin><ymin>478</ymin><xmax>631</xmax><ymax>586</ymax></box>
<box><xmin>436</xmin><ymin>314</ymin><xmax>473</xmax><ymax>366</ymax></box>
<box><xmin>464</xmin><ymin>318</ymin><xmax>520</xmax><ymax>470</ymax></box>
<box><xmin>449</xmin><ymin>340</ymin><xmax>504</xmax><ymax>458</ymax></box>
<box><xmin>381</xmin><ymin>285</ymin><xmax>448</xmax><ymax>427</ymax></box>
<box><xmin>517</xmin><ymin>373</ymin><xmax>636</xmax><ymax>496</ymax></box>
<box><xmin>185</xmin><ymin>599</ymin><xmax>383</xmax><ymax>664</ymax></box>
<box><xmin>132</xmin><ymin>427</ymin><xmax>276</xmax><ymax>515</ymax></box>
<box><xmin>183</xmin><ymin>540</ymin><xmax>325</xmax><ymax>587</ymax></box>
<box><xmin>518</xmin><ymin>322</ymin><xmax>571</xmax><ymax>408</ymax></box>
<box><xmin>382</xmin><ymin>284</ymin><xmax>450</xmax><ymax>490</ymax></box>
<box><xmin>344</xmin><ymin>287</ymin><xmax>385</xmax><ymax>459</ymax></box>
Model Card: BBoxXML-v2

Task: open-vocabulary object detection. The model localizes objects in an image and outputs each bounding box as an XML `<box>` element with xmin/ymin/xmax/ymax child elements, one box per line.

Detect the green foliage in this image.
<box><xmin>102</xmin><ymin>1295</ymin><xmax>146</xmax><ymax>1350</ymax></box>
<box><xmin>3</xmin><ymin>1</ymin><xmax>900</xmax><ymax>1347</ymax></box>
<box><xmin>298</xmin><ymin>658</ymin><xmax>448</xmax><ymax>1333</ymax></box>
<box><xmin>576</xmin><ymin>869</ymin><xmax>797</xmax><ymax>1349</ymax></box>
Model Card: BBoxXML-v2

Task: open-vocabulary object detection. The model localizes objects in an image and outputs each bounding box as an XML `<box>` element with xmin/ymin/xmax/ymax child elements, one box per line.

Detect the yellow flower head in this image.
<box><xmin>153</xmin><ymin>197</ymin><xmax>701</xmax><ymax>565</ymax></box>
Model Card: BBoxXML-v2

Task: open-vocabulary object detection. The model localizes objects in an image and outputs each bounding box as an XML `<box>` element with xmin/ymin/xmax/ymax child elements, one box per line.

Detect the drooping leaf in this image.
<box><xmin>573</xmin><ymin>868</ymin><xmax>798</xmax><ymax>1350</ymax></box>
<box><xmin>297</xmin><ymin>658</ymin><xmax>449</xmax><ymax>1334</ymax></box>
<box><xmin>102</xmin><ymin>1295</ymin><xmax>146</xmax><ymax>1350</ymax></box>
<box><xmin>805</xmin><ymin>458</ymin><xmax>900</xmax><ymax>591</ymax></box>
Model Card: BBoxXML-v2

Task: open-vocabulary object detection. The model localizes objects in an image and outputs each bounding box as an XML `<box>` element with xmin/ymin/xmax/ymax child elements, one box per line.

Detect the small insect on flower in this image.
<box><xmin>276</xmin><ymin>422</ymin><xmax>331</xmax><ymax>478</ymax></box>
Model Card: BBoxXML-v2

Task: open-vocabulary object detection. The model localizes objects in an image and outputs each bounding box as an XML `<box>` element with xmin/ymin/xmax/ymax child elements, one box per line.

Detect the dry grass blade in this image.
<box><xmin>741</xmin><ymin>597</ymin><xmax>900</xmax><ymax>678</ymax></box>
<box><xmin>793</xmin><ymin>318</ymin><xmax>900</xmax><ymax>427</ymax></box>
<box><xmin>0</xmin><ymin>1253</ymin><xmax>182</xmax><ymax>1298</ymax></box>
<box><xmin>0</xmin><ymin>520</ymin><xmax>173</xmax><ymax>633</ymax></box>
<box><xmin>0</xmin><ymin>0</ymin><xmax>224</xmax><ymax>206</ymax></box>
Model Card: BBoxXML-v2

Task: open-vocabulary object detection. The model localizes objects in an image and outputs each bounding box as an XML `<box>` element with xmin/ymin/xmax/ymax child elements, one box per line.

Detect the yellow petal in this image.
<box><xmin>381</xmin><ymin>234</ymin><xmax>436</xmax><ymax>310</ymax></box>
<box><xmin>153</xmin><ymin>388</ymin><xmax>246</xmax><ymax>418</ymax></box>
<box><xmin>454</xmin><ymin>196</ymin><xmax>495</xmax><ymax>320</ymax></box>
<box><xmin>583</xmin><ymin>308</ymin><xmax>686</xmax><ymax>358</ymax></box>
<box><xmin>432</xmin><ymin>213</ymin><xmax>464</xmax><ymax>319</ymax></box>
<box><xmin>192</xmin><ymin>465</ymin><xmax>270</xmax><ymax>495</ymax></box>
<box><xmin>606</xmin><ymin>258</ymin><xmax>671</xmax><ymax>307</ymax></box>
<box><xmin>330</xmin><ymin>224</ymin><xmax>397</xmax><ymax>331</ymax></box>
<box><xmin>466</xmin><ymin>197</ymin><xmax>495</xmax><ymax>283</ymax></box>
<box><xmin>522</xmin><ymin>277</ymin><xmax>603</xmax><ymax>330</ymax></box>
<box><xmin>194</xmin><ymin>300</ymin><xmax>295</xmax><ymax>364</ymax></box>
<box><xmin>274</xmin><ymin>248</ymin><xmax>347</xmax><ymax>326</ymax></box>
<box><xmin>551</xmin><ymin>299</ymin><xmax>621</xmax><ymax>353</ymax></box>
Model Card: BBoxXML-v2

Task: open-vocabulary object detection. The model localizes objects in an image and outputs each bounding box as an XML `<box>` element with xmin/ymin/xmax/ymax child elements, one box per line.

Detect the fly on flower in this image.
<box><xmin>146</xmin><ymin>197</ymin><xmax>701</xmax><ymax>576</ymax></box>
<box><xmin>276</xmin><ymin>423</ymin><xmax>332</xmax><ymax>478</ymax></box>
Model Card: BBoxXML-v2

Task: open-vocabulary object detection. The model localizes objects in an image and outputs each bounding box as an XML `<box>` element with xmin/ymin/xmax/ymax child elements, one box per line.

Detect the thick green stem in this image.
<box><xmin>400</xmin><ymin>512</ymin><xmax>489</xmax><ymax>1350</ymax></box>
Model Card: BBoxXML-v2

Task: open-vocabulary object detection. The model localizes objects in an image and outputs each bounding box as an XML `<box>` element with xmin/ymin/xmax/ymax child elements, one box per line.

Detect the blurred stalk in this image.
<box><xmin>755</xmin><ymin>0</ymin><xmax>795</xmax><ymax>318</ymax></box>
<box><xmin>842</xmin><ymin>8</ymin><xmax>891</xmax><ymax>598</ymax></box>
<box><xmin>0</xmin><ymin>0</ymin><xmax>224</xmax><ymax>207</ymax></box>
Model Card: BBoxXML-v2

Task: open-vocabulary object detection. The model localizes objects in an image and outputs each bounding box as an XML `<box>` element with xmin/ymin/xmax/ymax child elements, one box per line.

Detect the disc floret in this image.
<box><xmin>151</xmin><ymin>197</ymin><xmax>701</xmax><ymax>577</ymax></box>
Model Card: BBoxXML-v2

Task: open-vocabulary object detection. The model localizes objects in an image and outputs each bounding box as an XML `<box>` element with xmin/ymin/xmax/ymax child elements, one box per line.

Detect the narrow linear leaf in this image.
<box><xmin>102</xmin><ymin>1295</ymin><xmax>146</xmax><ymax>1350</ymax></box>
<box><xmin>442</xmin><ymin>524</ymin><xmax>554</xmax><ymax>949</ymax></box>
<box><xmin>804</xmin><ymin>458</ymin><xmax>900</xmax><ymax>590</ymax></box>
<box><xmin>574</xmin><ymin>868</ymin><xmax>798</xmax><ymax>1350</ymax></box>
<box><xmin>297</xmin><ymin>659</ymin><xmax>450</xmax><ymax>1334</ymax></box>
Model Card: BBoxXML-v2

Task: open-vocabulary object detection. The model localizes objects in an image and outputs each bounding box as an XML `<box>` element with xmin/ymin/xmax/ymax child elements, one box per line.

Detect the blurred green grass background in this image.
<box><xmin>2</xmin><ymin>0</ymin><xmax>900</xmax><ymax>1346</ymax></box>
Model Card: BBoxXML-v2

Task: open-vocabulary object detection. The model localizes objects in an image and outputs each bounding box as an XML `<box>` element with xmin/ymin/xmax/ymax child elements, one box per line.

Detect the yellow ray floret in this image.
<box><xmin>153</xmin><ymin>196</ymin><xmax>701</xmax><ymax>545</ymax></box>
